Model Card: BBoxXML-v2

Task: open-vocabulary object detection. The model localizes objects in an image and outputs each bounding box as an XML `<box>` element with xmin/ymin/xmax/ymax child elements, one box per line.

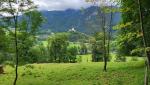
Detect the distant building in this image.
<box><xmin>51</xmin><ymin>32</ymin><xmax>55</xmax><ymax>35</ymax></box>
<box><xmin>68</xmin><ymin>27</ymin><xmax>76</xmax><ymax>32</ymax></box>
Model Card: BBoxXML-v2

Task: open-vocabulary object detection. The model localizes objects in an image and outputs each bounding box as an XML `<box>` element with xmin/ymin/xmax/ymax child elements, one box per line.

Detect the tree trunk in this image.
<box><xmin>102</xmin><ymin>15</ymin><xmax>107</xmax><ymax>72</ymax></box>
<box><xmin>103</xmin><ymin>25</ymin><xmax>107</xmax><ymax>72</ymax></box>
<box><xmin>13</xmin><ymin>11</ymin><xmax>19</xmax><ymax>85</ymax></box>
<box><xmin>13</xmin><ymin>16</ymin><xmax>19</xmax><ymax>85</ymax></box>
<box><xmin>144</xmin><ymin>62</ymin><xmax>148</xmax><ymax>85</ymax></box>
<box><xmin>0</xmin><ymin>65</ymin><xmax>4</xmax><ymax>74</ymax></box>
<box><xmin>107</xmin><ymin>5</ymin><xmax>113</xmax><ymax>65</ymax></box>
<box><xmin>138</xmin><ymin>0</ymin><xmax>149</xmax><ymax>85</ymax></box>
<box><xmin>103</xmin><ymin>57</ymin><xmax>107</xmax><ymax>71</ymax></box>
<box><xmin>147</xmin><ymin>51</ymin><xmax>150</xmax><ymax>66</ymax></box>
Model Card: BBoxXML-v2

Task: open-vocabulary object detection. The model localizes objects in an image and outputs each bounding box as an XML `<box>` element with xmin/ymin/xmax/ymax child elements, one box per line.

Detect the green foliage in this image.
<box><xmin>113</xmin><ymin>22</ymin><xmax>132</xmax><ymax>30</ymax></box>
<box><xmin>76</xmin><ymin>56</ymin><xmax>82</xmax><ymax>63</ymax></box>
<box><xmin>131</xmin><ymin>48</ymin><xmax>144</xmax><ymax>56</ymax></box>
<box><xmin>67</xmin><ymin>31</ymin><xmax>90</xmax><ymax>42</ymax></box>
<box><xmin>0</xmin><ymin>53</ymin><xmax>5</xmax><ymax>64</ymax></box>
<box><xmin>115</xmin><ymin>55</ymin><xmax>126</xmax><ymax>62</ymax></box>
<box><xmin>79</xmin><ymin>42</ymin><xmax>88</xmax><ymax>55</ymax></box>
<box><xmin>0</xmin><ymin>28</ymin><xmax>13</xmax><ymax>64</ymax></box>
<box><xmin>91</xmin><ymin>32</ymin><xmax>104</xmax><ymax>62</ymax></box>
<box><xmin>47</xmin><ymin>33</ymin><xmax>82</xmax><ymax>63</ymax></box>
<box><xmin>16</xmin><ymin>11</ymin><xmax>44</xmax><ymax>64</ymax></box>
<box><xmin>3</xmin><ymin>61</ymin><xmax>15</xmax><ymax>68</ymax></box>
<box><xmin>28</xmin><ymin>43</ymin><xmax>50</xmax><ymax>63</ymax></box>
<box><xmin>25</xmin><ymin>65</ymin><xmax>35</xmax><ymax>69</ymax></box>
<box><xmin>67</xmin><ymin>46</ymin><xmax>78</xmax><ymax>63</ymax></box>
<box><xmin>47</xmin><ymin>33</ymin><xmax>69</xmax><ymax>63</ymax></box>
<box><xmin>114</xmin><ymin>0</ymin><xmax>150</xmax><ymax>57</ymax></box>
<box><xmin>0</xmin><ymin>10</ymin><xmax>44</xmax><ymax>65</ymax></box>
<box><xmin>91</xmin><ymin>41</ymin><xmax>104</xmax><ymax>62</ymax></box>
<box><xmin>114</xmin><ymin>32</ymin><xmax>143</xmax><ymax>56</ymax></box>
<box><xmin>28</xmin><ymin>46</ymin><xmax>40</xmax><ymax>63</ymax></box>
<box><xmin>0</xmin><ymin>28</ymin><xmax>7</xmax><ymax>52</ymax></box>
<box><xmin>131</xmin><ymin>57</ymin><xmax>139</xmax><ymax>61</ymax></box>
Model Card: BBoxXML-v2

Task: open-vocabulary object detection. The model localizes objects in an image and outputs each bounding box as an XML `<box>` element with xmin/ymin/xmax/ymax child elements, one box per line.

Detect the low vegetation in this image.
<box><xmin>0</xmin><ymin>61</ymin><xmax>147</xmax><ymax>85</ymax></box>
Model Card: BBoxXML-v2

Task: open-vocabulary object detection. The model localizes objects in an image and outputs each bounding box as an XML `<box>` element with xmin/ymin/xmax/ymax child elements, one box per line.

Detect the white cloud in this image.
<box><xmin>33</xmin><ymin>0</ymin><xmax>94</xmax><ymax>11</ymax></box>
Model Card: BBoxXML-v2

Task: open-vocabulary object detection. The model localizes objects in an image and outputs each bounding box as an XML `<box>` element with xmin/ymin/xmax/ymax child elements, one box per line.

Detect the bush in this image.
<box><xmin>76</xmin><ymin>56</ymin><xmax>82</xmax><ymax>63</ymax></box>
<box><xmin>25</xmin><ymin>65</ymin><xmax>35</xmax><ymax>69</ymax></box>
<box><xmin>67</xmin><ymin>46</ymin><xmax>78</xmax><ymax>63</ymax></box>
<box><xmin>115</xmin><ymin>55</ymin><xmax>126</xmax><ymax>62</ymax></box>
<box><xmin>0</xmin><ymin>53</ymin><xmax>4</xmax><ymax>64</ymax></box>
<box><xmin>3</xmin><ymin>61</ymin><xmax>15</xmax><ymax>67</ymax></box>
<box><xmin>131</xmin><ymin>57</ymin><xmax>138</xmax><ymax>61</ymax></box>
<box><xmin>108</xmin><ymin>54</ymin><xmax>112</xmax><ymax>62</ymax></box>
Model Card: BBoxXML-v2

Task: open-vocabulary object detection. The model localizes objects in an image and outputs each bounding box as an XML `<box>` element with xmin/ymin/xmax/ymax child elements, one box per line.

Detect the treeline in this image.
<box><xmin>0</xmin><ymin>30</ymin><xmax>90</xmax><ymax>64</ymax></box>
<box><xmin>0</xmin><ymin>28</ymin><xmax>111</xmax><ymax>64</ymax></box>
<box><xmin>27</xmin><ymin>32</ymin><xmax>106</xmax><ymax>63</ymax></box>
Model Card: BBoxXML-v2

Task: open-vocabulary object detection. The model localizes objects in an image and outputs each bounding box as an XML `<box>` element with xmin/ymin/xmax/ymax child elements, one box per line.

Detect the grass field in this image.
<box><xmin>77</xmin><ymin>54</ymin><xmax>145</xmax><ymax>63</ymax></box>
<box><xmin>0</xmin><ymin>61</ymin><xmax>149</xmax><ymax>85</ymax></box>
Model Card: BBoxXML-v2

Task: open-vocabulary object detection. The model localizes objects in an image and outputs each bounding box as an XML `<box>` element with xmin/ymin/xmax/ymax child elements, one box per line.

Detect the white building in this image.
<box><xmin>68</xmin><ymin>27</ymin><xmax>76</xmax><ymax>32</ymax></box>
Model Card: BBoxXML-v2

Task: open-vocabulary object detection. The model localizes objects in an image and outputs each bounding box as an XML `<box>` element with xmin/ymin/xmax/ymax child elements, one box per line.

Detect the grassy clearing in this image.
<box><xmin>0</xmin><ymin>61</ymin><xmax>147</xmax><ymax>85</ymax></box>
<box><xmin>77</xmin><ymin>54</ymin><xmax>145</xmax><ymax>63</ymax></box>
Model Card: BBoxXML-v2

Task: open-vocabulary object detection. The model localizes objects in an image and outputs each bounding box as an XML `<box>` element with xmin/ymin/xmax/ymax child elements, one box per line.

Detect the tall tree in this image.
<box><xmin>114</xmin><ymin>0</ymin><xmax>150</xmax><ymax>84</ymax></box>
<box><xmin>107</xmin><ymin>5</ymin><xmax>113</xmax><ymax>66</ymax></box>
<box><xmin>0</xmin><ymin>28</ymin><xmax>9</xmax><ymax>63</ymax></box>
<box><xmin>138</xmin><ymin>0</ymin><xmax>149</xmax><ymax>84</ymax></box>
<box><xmin>18</xmin><ymin>11</ymin><xmax>44</xmax><ymax>63</ymax></box>
<box><xmin>0</xmin><ymin>0</ymin><xmax>43</xmax><ymax>85</ymax></box>
<box><xmin>117</xmin><ymin>0</ymin><xmax>150</xmax><ymax>61</ymax></box>
<box><xmin>85</xmin><ymin>0</ymin><xmax>115</xmax><ymax>71</ymax></box>
<box><xmin>47</xmin><ymin>33</ymin><xmax>69</xmax><ymax>63</ymax></box>
<box><xmin>101</xmin><ymin>8</ymin><xmax>107</xmax><ymax>71</ymax></box>
<box><xmin>91</xmin><ymin>32</ymin><xmax>104</xmax><ymax>62</ymax></box>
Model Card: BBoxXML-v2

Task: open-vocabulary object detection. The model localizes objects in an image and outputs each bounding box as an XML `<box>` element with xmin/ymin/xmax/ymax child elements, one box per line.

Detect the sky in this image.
<box><xmin>0</xmin><ymin>0</ymin><xmax>115</xmax><ymax>17</ymax></box>
<box><xmin>33</xmin><ymin>0</ymin><xmax>94</xmax><ymax>11</ymax></box>
<box><xmin>0</xmin><ymin>0</ymin><xmax>95</xmax><ymax>17</ymax></box>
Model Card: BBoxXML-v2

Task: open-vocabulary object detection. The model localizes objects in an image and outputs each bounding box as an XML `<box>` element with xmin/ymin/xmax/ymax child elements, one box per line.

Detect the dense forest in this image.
<box><xmin>0</xmin><ymin>0</ymin><xmax>150</xmax><ymax>85</ymax></box>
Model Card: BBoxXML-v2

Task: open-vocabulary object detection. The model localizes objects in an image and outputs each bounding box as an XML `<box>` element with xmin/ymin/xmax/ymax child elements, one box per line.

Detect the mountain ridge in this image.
<box><xmin>40</xmin><ymin>6</ymin><xmax>121</xmax><ymax>34</ymax></box>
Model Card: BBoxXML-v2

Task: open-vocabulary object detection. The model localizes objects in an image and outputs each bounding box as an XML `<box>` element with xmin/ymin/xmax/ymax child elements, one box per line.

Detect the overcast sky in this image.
<box><xmin>33</xmin><ymin>0</ymin><xmax>95</xmax><ymax>11</ymax></box>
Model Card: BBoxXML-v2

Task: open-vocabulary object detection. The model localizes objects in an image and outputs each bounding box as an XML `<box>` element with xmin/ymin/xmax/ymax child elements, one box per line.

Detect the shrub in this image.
<box><xmin>0</xmin><ymin>53</ymin><xmax>4</xmax><ymax>64</ymax></box>
<box><xmin>25</xmin><ymin>65</ymin><xmax>34</xmax><ymax>69</ymax></box>
<box><xmin>67</xmin><ymin>46</ymin><xmax>78</xmax><ymax>63</ymax></box>
<box><xmin>115</xmin><ymin>55</ymin><xmax>126</xmax><ymax>62</ymax></box>
<box><xmin>131</xmin><ymin>57</ymin><xmax>138</xmax><ymax>61</ymax></box>
<box><xmin>3</xmin><ymin>61</ymin><xmax>15</xmax><ymax>67</ymax></box>
<box><xmin>76</xmin><ymin>56</ymin><xmax>82</xmax><ymax>63</ymax></box>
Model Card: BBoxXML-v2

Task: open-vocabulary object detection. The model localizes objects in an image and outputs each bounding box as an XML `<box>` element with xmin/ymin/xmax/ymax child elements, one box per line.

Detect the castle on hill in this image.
<box><xmin>68</xmin><ymin>27</ymin><xmax>76</xmax><ymax>32</ymax></box>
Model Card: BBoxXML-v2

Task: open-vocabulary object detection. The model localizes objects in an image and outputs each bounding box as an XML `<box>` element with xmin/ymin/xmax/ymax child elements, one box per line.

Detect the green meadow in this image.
<box><xmin>0</xmin><ymin>59</ymin><xmax>149</xmax><ymax>85</ymax></box>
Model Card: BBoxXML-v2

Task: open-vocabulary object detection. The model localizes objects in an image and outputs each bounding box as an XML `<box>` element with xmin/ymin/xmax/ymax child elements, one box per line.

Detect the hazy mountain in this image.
<box><xmin>40</xmin><ymin>6</ymin><xmax>121</xmax><ymax>34</ymax></box>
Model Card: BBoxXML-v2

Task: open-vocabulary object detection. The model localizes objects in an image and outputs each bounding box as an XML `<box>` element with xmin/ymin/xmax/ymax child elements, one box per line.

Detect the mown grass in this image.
<box><xmin>77</xmin><ymin>54</ymin><xmax>145</xmax><ymax>63</ymax></box>
<box><xmin>0</xmin><ymin>61</ymin><xmax>148</xmax><ymax>85</ymax></box>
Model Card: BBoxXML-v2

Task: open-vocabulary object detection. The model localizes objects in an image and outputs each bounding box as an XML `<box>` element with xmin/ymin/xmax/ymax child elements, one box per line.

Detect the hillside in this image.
<box><xmin>37</xmin><ymin>29</ymin><xmax>92</xmax><ymax>41</ymax></box>
<box><xmin>40</xmin><ymin>6</ymin><xmax>121</xmax><ymax>34</ymax></box>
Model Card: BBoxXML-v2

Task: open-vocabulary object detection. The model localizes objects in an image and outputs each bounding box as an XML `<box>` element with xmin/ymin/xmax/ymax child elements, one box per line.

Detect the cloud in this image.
<box><xmin>33</xmin><ymin>0</ymin><xmax>94</xmax><ymax>11</ymax></box>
